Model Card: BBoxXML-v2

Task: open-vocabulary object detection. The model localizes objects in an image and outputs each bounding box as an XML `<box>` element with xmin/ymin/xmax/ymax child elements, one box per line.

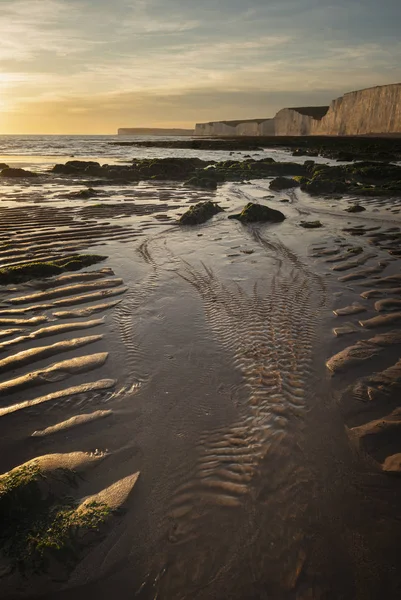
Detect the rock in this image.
<box><xmin>0</xmin><ymin>167</ymin><xmax>37</xmax><ymax>178</ymax></box>
<box><xmin>299</xmin><ymin>221</ymin><xmax>323</xmax><ymax>229</ymax></box>
<box><xmin>179</xmin><ymin>201</ymin><xmax>224</xmax><ymax>225</ymax></box>
<box><xmin>301</xmin><ymin>178</ymin><xmax>348</xmax><ymax>195</ymax></box>
<box><xmin>52</xmin><ymin>161</ymin><xmax>102</xmax><ymax>176</ymax></box>
<box><xmin>67</xmin><ymin>188</ymin><xmax>98</xmax><ymax>199</ymax></box>
<box><xmin>345</xmin><ymin>203</ymin><xmax>366</xmax><ymax>213</ymax></box>
<box><xmin>0</xmin><ymin>163</ymin><xmax>9</xmax><ymax>170</ymax></box>
<box><xmin>336</xmin><ymin>152</ymin><xmax>355</xmax><ymax>162</ymax></box>
<box><xmin>184</xmin><ymin>174</ymin><xmax>218</xmax><ymax>189</ymax></box>
<box><xmin>269</xmin><ymin>177</ymin><xmax>300</xmax><ymax>191</ymax></box>
<box><xmin>229</xmin><ymin>203</ymin><xmax>285</xmax><ymax>224</ymax></box>
<box><xmin>0</xmin><ymin>255</ymin><xmax>107</xmax><ymax>285</ymax></box>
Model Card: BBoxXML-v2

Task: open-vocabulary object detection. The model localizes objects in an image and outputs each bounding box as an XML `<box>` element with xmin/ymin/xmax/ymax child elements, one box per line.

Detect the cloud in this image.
<box><xmin>1</xmin><ymin>0</ymin><xmax>401</xmax><ymax>133</ymax></box>
<box><xmin>0</xmin><ymin>0</ymin><xmax>101</xmax><ymax>62</ymax></box>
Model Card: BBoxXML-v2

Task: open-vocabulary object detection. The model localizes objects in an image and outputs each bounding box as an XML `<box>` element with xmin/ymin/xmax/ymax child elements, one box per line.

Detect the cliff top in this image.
<box><xmin>286</xmin><ymin>106</ymin><xmax>329</xmax><ymax>119</ymax></box>
<box><xmin>342</xmin><ymin>82</ymin><xmax>401</xmax><ymax>97</ymax></box>
<box><xmin>198</xmin><ymin>118</ymin><xmax>272</xmax><ymax>127</ymax></box>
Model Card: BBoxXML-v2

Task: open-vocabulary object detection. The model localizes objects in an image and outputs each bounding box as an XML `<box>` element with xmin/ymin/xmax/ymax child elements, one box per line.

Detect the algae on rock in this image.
<box><xmin>179</xmin><ymin>201</ymin><xmax>224</xmax><ymax>225</ymax></box>
<box><xmin>300</xmin><ymin>220</ymin><xmax>323</xmax><ymax>229</ymax></box>
<box><xmin>345</xmin><ymin>203</ymin><xmax>366</xmax><ymax>213</ymax></box>
<box><xmin>229</xmin><ymin>202</ymin><xmax>285</xmax><ymax>224</ymax></box>
<box><xmin>269</xmin><ymin>177</ymin><xmax>300</xmax><ymax>191</ymax></box>
<box><xmin>0</xmin><ymin>456</ymin><xmax>138</xmax><ymax>575</ymax></box>
<box><xmin>0</xmin><ymin>254</ymin><xmax>107</xmax><ymax>285</ymax></box>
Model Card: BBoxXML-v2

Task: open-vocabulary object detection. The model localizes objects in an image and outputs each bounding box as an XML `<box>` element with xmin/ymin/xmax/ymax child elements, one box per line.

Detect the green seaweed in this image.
<box><xmin>179</xmin><ymin>201</ymin><xmax>224</xmax><ymax>225</ymax></box>
<box><xmin>0</xmin><ymin>463</ymin><xmax>43</xmax><ymax>519</ymax></box>
<box><xmin>0</xmin><ymin>463</ymin><xmax>112</xmax><ymax>573</ymax></box>
<box><xmin>0</xmin><ymin>254</ymin><xmax>107</xmax><ymax>285</ymax></box>
<box><xmin>22</xmin><ymin>501</ymin><xmax>111</xmax><ymax>565</ymax></box>
<box><xmin>293</xmin><ymin>175</ymin><xmax>310</xmax><ymax>184</ymax></box>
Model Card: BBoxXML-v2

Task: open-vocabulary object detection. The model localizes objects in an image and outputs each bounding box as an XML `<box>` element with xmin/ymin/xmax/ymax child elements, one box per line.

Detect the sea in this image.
<box><xmin>0</xmin><ymin>133</ymin><xmax>335</xmax><ymax>172</ymax></box>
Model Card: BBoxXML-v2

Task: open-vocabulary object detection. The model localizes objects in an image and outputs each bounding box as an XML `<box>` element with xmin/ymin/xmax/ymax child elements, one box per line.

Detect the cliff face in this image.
<box><xmin>274</xmin><ymin>107</ymin><xmax>329</xmax><ymax>136</ymax></box>
<box><xmin>258</xmin><ymin>119</ymin><xmax>275</xmax><ymax>135</ymax></box>
<box><xmin>195</xmin><ymin>83</ymin><xmax>401</xmax><ymax>137</ymax></box>
<box><xmin>195</xmin><ymin>118</ymin><xmax>274</xmax><ymax>136</ymax></box>
<box><xmin>313</xmin><ymin>84</ymin><xmax>401</xmax><ymax>135</ymax></box>
<box><xmin>236</xmin><ymin>121</ymin><xmax>261</xmax><ymax>136</ymax></box>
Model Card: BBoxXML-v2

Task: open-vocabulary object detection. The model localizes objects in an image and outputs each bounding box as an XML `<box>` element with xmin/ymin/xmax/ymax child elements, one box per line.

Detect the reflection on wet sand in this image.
<box><xmin>1</xmin><ymin>157</ymin><xmax>401</xmax><ymax>599</ymax></box>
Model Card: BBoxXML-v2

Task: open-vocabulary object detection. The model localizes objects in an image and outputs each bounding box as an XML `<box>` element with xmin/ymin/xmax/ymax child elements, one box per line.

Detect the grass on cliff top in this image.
<box><xmin>0</xmin><ymin>254</ymin><xmax>107</xmax><ymax>285</ymax></box>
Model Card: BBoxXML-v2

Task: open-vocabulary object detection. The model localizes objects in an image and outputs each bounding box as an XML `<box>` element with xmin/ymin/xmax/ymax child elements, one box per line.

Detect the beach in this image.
<box><xmin>1</xmin><ymin>135</ymin><xmax>401</xmax><ymax>599</ymax></box>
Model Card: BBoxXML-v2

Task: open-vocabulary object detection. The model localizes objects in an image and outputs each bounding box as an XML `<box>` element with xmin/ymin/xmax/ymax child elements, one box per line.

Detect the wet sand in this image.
<box><xmin>1</xmin><ymin>157</ymin><xmax>401</xmax><ymax>599</ymax></box>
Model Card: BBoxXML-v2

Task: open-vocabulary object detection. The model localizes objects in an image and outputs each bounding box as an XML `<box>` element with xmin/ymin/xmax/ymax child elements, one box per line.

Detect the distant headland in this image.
<box><xmin>118</xmin><ymin>128</ymin><xmax>194</xmax><ymax>136</ymax></box>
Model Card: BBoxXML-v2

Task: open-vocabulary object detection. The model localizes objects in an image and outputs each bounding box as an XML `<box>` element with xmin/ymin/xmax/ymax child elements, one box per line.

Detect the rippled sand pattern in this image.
<box><xmin>146</xmin><ymin>233</ymin><xmax>328</xmax><ymax>598</ymax></box>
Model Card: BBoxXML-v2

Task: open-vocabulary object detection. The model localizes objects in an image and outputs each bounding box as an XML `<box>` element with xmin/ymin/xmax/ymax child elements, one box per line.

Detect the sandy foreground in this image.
<box><xmin>1</xmin><ymin>158</ymin><xmax>401</xmax><ymax>599</ymax></box>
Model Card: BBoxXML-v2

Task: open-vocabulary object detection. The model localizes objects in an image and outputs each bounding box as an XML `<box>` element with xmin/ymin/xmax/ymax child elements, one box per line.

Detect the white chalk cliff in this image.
<box><xmin>312</xmin><ymin>84</ymin><xmax>401</xmax><ymax>135</ymax></box>
<box><xmin>194</xmin><ymin>83</ymin><xmax>401</xmax><ymax>136</ymax></box>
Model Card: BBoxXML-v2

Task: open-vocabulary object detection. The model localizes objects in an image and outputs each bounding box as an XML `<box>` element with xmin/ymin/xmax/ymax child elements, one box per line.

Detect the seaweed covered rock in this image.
<box><xmin>229</xmin><ymin>202</ymin><xmax>285</xmax><ymax>224</ymax></box>
<box><xmin>301</xmin><ymin>178</ymin><xmax>348</xmax><ymax>196</ymax></box>
<box><xmin>349</xmin><ymin>163</ymin><xmax>401</xmax><ymax>182</ymax></box>
<box><xmin>0</xmin><ymin>254</ymin><xmax>107</xmax><ymax>285</ymax></box>
<box><xmin>213</xmin><ymin>159</ymin><xmax>306</xmax><ymax>182</ymax></box>
<box><xmin>0</xmin><ymin>163</ymin><xmax>9</xmax><ymax>170</ymax></box>
<box><xmin>269</xmin><ymin>177</ymin><xmax>300</xmax><ymax>191</ymax></box>
<box><xmin>184</xmin><ymin>177</ymin><xmax>217</xmax><ymax>190</ymax></box>
<box><xmin>345</xmin><ymin>203</ymin><xmax>366</xmax><ymax>213</ymax></box>
<box><xmin>184</xmin><ymin>169</ymin><xmax>224</xmax><ymax>189</ymax></box>
<box><xmin>0</xmin><ymin>453</ymin><xmax>139</xmax><ymax>577</ymax></box>
<box><xmin>1</xmin><ymin>167</ymin><xmax>37</xmax><ymax>178</ymax></box>
<box><xmin>179</xmin><ymin>201</ymin><xmax>224</xmax><ymax>225</ymax></box>
<box><xmin>52</xmin><ymin>161</ymin><xmax>102</xmax><ymax>176</ymax></box>
<box><xmin>300</xmin><ymin>220</ymin><xmax>323</xmax><ymax>229</ymax></box>
<box><xmin>133</xmin><ymin>157</ymin><xmax>207</xmax><ymax>180</ymax></box>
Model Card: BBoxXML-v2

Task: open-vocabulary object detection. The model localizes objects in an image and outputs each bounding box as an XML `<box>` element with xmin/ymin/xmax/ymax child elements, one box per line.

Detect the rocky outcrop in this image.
<box><xmin>228</xmin><ymin>202</ymin><xmax>285</xmax><ymax>223</ymax></box>
<box><xmin>1</xmin><ymin>167</ymin><xmax>38</xmax><ymax>178</ymax></box>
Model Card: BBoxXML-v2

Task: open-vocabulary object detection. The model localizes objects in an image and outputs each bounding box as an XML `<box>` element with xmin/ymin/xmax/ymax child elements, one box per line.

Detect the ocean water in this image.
<box><xmin>0</xmin><ymin>134</ymin><xmax>337</xmax><ymax>172</ymax></box>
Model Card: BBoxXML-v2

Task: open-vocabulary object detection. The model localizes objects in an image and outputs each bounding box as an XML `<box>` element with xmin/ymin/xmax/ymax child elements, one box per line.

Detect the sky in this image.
<box><xmin>0</xmin><ymin>0</ymin><xmax>401</xmax><ymax>134</ymax></box>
